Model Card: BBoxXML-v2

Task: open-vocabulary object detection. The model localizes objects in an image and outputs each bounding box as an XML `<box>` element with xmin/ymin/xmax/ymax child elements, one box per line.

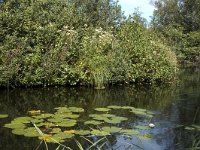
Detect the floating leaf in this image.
<box><xmin>13</xmin><ymin>117</ymin><xmax>32</xmax><ymax>124</ymax></box>
<box><xmin>138</xmin><ymin>133</ymin><xmax>153</xmax><ymax>140</ymax></box>
<box><xmin>95</xmin><ymin>108</ymin><xmax>111</xmax><ymax>112</ymax></box>
<box><xmin>84</xmin><ymin>120</ymin><xmax>103</xmax><ymax>125</ymax></box>
<box><xmin>47</xmin><ymin>118</ymin><xmax>64</xmax><ymax>123</ymax></box>
<box><xmin>0</xmin><ymin>114</ymin><xmax>8</xmax><ymax>119</ymax></box>
<box><xmin>28</xmin><ymin>110</ymin><xmax>41</xmax><ymax>115</ymax></box>
<box><xmin>64</xmin><ymin>130</ymin><xmax>76</xmax><ymax>134</ymax></box>
<box><xmin>65</xmin><ymin>113</ymin><xmax>80</xmax><ymax>119</ymax></box>
<box><xmin>120</xmin><ymin>129</ymin><xmax>140</xmax><ymax>135</ymax></box>
<box><xmin>75</xmin><ymin>130</ymin><xmax>90</xmax><ymax>135</ymax></box>
<box><xmin>55</xmin><ymin>107</ymin><xmax>71</xmax><ymax>113</ymax></box>
<box><xmin>57</xmin><ymin>120</ymin><xmax>77</xmax><ymax>127</ymax></box>
<box><xmin>135</xmin><ymin>125</ymin><xmax>150</xmax><ymax>130</ymax></box>
<box><xmin>12</xmin><ymin>128</ymin><xmax>26</xmax><ymax>135</ymax></box>
<box><xmin>24</xmin><ymin>127</ymin><xmax>40</xmax><ymax>137</ymax></box>
<box><xmin>50</xmin><ymin>128</ymin><xmax>62</xmax><ymax>134</ymax></box>
<box><xmin>91</xmin><ymin>129</ymin><xmax>110</xmax><ymax>136</ymax></box>
<box><xmin>54</xmin><ymin>132</ymin><xmax>74</xmax><ymax>139</ymax></box>
<box><xmin>122</xmin><ymin>106</ymin><xmax>135</xmax><ymax>110</ymax></box>
<box><xmin>107</xmin><ymin>106</ymin><xmax>122</xmax><ymax>109</ymax></box>
<box><xmin>104</xmin><ymin>116</ymin><xmax>127</xmax><ymax>124</ymax></box>
<box><xmin>39</xmin><ymin>134</ymin><xmax>53</xmax><ymax>142</ymax></box>
<box><xmin>68</xmin><ymin>107</ymin><xmax>84</xmax><ymax>113</ymax></box>
<box><xmin>102</xmin><ymin>126</ymin><xmax>121</xmax><ymax>133</ymax></box>
<box><xmin>33</xmin><ymin>113</ymin><xmax>53</xmax><ymax>119</ymax></box>
<box><xmin>4</xmin><ymin>123</ymin><xmax>25</xmax><ymax>129</ymax></box>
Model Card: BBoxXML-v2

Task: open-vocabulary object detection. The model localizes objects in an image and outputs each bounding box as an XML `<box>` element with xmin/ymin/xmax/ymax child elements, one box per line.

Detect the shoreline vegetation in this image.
<box><xmin>0</xmin><ymin>0</ymin><xmax>199</xmax><ymax>89</ymax></box>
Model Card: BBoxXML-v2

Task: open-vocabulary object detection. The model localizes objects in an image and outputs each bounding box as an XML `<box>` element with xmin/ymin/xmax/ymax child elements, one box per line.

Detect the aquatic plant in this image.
<box><xmin>3</xmin><ymin>106</ymin><xmax>156</xmax><ymax>149</ymax></box>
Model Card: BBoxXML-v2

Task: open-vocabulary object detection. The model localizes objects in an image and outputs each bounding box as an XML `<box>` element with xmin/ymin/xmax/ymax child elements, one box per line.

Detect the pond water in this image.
<box><xmin>0</xmin><ymin>68</ymin><xmax>199</xmax><ymax>150</ymax></box>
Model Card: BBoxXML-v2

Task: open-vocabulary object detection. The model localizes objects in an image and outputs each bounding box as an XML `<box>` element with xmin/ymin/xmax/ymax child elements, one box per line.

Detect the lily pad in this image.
<box><xmin>68</xmin><ymin>107</ymin><xmax>84</xmax><ymax>113</ymax></box>
<box><xmin>33</xmin><ymin>113</ymin><xmax>53</xmax><ymax>119</ymax></box>
<box><xmin>50</xmin><ymin>128</ymin><xmax>62</xmax><ymax>134</ymax></box>
<box><xmin>24</xmin><ymin>127</ymin><xmax>40</xmax><ymax>137</ymax></box>
<box><xmin>12</xmin><ymin>128</ymin><xmax>26</xmax><ymax>135</ymax></box>
<box><xmin>13</xmin><ymin>117</ymin><xmax>32</xmax><ymax>124</ymax></box>
<box><xmin>84</xmin><ymin>120</ymin><xmax>103</xmax><ymax>125</ymax></box>
<box><xmin>54</xmin><ymin>132</ymin><xmax>74</xmax><ymax>139</ymax></box>
<box><xmin>28</xmin><ymin>110</ymin><xmax>41</xmax><ymax>115</ymax></box>
<box><xmin>138</xmin><ymin>133</ymin><xmax>153</xmax><ymax>140</ymax></box>
<box><xmin>102</xmin><ymin>126</ymin><xmax>121</xmax><ymax>133</ymax></box>
<box><xmin>95</xmin><ymin>108</ymin><xmax>111</xmax><ymax>112</ymax></box>
<box><xmin>107</xmin><ymin>106</ymin><xmax>122</xmax><ymax>109</ymax></box>
<box><xmin>57</xmin><ymin>119</ymin><xmax>77</xmax><ymax>127</ymax></box>
<box><xmin>75</xmin><ymin>130</ymin><xmax>91</xmax><ymax>135</ymax></box>
<box><xmin>4</xmin><ymin>123</ymin><xmax>25</xmax><ymax>129</ymax></box>
<box><xmin>120</xmin><ymin>129</ymin><xmax>140</xmax><ymax>135</ymax></box>
<box><xmin>55</xmin><ymin>107</ymin><xmax>71</xmax><ymax>113</ymax></box>
<box><xmin>0</xmin><ymin>114</ymin><xmax>8</xmax><ymax>119</ymax></box>
<box><xmin>91</xmin><ymin>129</ymin><xmax>110</xmax><ymax>136</ymax></box>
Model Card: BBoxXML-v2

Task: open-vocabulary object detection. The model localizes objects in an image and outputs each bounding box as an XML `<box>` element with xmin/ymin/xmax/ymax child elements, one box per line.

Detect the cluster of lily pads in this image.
<box><xmin>2</xmin><ymin>106</ymin><xmax>156</xmax><ymax>143</ymax></box>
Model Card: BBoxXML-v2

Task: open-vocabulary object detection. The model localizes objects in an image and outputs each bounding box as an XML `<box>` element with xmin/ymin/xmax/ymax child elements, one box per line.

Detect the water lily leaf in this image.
<box><xmin>13</xmin><ymin>117</ymin><xmax>32</xmax><ymax>124</ymax></box>
<box><xmin>24</xmin><ymin>127</ymin><xmax>40</xmax><ymax>137</ymax></box>
<box><xmin>104</xmin><ymin>116</ymin><xmax>127</xmax><ymax>124</ymax></box>
<box><xmin>0</xmin><ymin>114</ymin><xmax>8</xmax><ymax>119</ymax></box>
<box><xmin>101</xmin><ymin>114</ymin><xmax>116</xmax><ymax>118</ymax></box>
<box><xmin>34</xmin><ymin>113</ymin><xmax>53</xmax><ymax>119</ymax></box>
<box><xmin>57</xmin><ymin>120</ymin><xmax>77</xmax><ymax>127</ymax></box>
<box><xmin>28</xmin><ymin>110</ymin><xmax>41</xmax><ymax>115</ymax></box>
<box><xmin>107</xmin><ymin>106</ymin><xmax>122</xmax><ymax>109</ymax></box>
<box><xmin>64</xmin><ymin>130</ymin><xmax>76</xmax><ymax>134</ymax></box>
<box><xmin>135</xmin><ymin>125</ymin><xmax>150</xmax><ymax>130</ymax></box>
<box><xmin>31</xmin><ymin>119</ymin><xmax>43</xmax><ymax>124</ymax></box>
<box><xmin>68</xmin><ymin>107</ymin><xmax>84</xmax><ymax>113</ymax></box>
<box><xmin>95</xmin><ymin>108</ymin><xmax>111</xmax><ymax>112</ymax></box>
<box><xmin>89</xmin><ymin>114</ymin><xmax>106</xmax><ymax>121</ymax></box>
<box><xmin>122</xmin><ymin>106</ymin><xmax>135</xmax><ymax>110</ymax></box>
<box><xmin>4</xmin><ymin>123</ymin><xmax>25</xmax><ymax>129</ymax></box>
<box><xmin>84</xmin><ymin>120</ymin><xmax>103</xmax><ymax>125</ymax></box>
<box><xmin>102</xmin><ymin>126</ymin><xmax>121</xmax><ymax>133</ymax></box>
<box><xmin>47</xmin><ymin>118</ymin><xmax>64</xmax><ymax>123</ymax></box>
<box><xmin>12</xmin><ymin>128</ymin><xmax>26</xmax><ymax>135</ymax></box>
<box><xmin>37</xmin><ymin>122</ymin><xmax>55</xmax><ymax>128</ymax></box>
<box><xmin>120</xmin><ymin>129</ymin><xmax>140</xmax><ymax>135</ymax></box>
<box><xmin>55</xmin><ymin>107</ymin><xmax>71</xmax><ymax>113</ymax></box>
<box><xmin>75</xmin><ymin>130</ymin><xmax>90</xmax><ymax>135</ymax></box>
<box><xmin>91</xmin><ymin>129</ymin><xmax>110</xmax><ymax>136</ymax></box>
<box><xmin>50</xmin><ymin>128</ymin><xmax>62</xmax><ymax>134</ymax></box>
<box><xmin>64</xmin><ymin>113</ymin><xmax>80</xmax><ymax>119</ymax></box>
<box><xmin>39</xmin><ymin>134</ymin><xmax>54</xmax><ymax>142</ymax></box>
<box><xmin>54</xmin><ymin>132</ymin><xmax>74</xmax><ymax>139</ymax></box>
<box><xmin>138</xmin><ymin>133</ymin><xmax>153</xmax><ymax>140</ymax></box>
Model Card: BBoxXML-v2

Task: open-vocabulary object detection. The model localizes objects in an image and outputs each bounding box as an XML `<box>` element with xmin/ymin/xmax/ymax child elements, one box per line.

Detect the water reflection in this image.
<box><xmin>0</xmin><ymin>68</ymin><xmax>199</xmax><ymax>150</ymax></box>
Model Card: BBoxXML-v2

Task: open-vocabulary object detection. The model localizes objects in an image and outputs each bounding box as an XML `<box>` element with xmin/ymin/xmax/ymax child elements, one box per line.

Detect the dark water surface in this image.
<box><xmin>0</xmin><ymin>68</ymin><xmax>199</xmax><ymax>150</ymax></box>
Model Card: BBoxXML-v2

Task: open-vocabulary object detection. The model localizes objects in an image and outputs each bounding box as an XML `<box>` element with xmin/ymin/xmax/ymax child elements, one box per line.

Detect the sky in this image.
<box><xmin>118</xmin><ymin>0</ymin><xmax>155</xmax><ymax>22</ymax></box>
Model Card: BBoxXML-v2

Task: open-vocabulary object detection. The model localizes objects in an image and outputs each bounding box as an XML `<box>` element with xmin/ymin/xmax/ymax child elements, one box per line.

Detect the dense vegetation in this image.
<box><xmin>0</xmin><ymin>0</ymin><xmax>178</xmax><ymax>88</ymax></box>
<box><xmin>151</xmin><ymin>0</ymin><xmax>200</xmax><ymax>65</ymax></box>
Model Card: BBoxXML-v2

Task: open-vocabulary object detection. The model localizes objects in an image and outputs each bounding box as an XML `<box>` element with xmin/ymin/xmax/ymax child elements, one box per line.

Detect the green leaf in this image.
<box><xmin>12</xmin><ymin>128</ymin><xmax>26</xmax><ymax>135</ymax></box>
<box><xmin>84</xmin><ymin>120</ymin><xmax>103</xmax><ymax>125</ymax></box>
<box><xmin>75</xmin><ymin>130</ymin><xmax>91</xmax><ymax>135</ymax></box>
<box><xmin>68</xmin><ymin>107</ymin><xmax>84</xmax><ymax>113</ymax></box>
<box><xmin>95</xmin><ymin>108</ymin><xmax>111</xmax><ymax>112</ymax></box>
<box><xmin>0</xmin><ymin>114</ymin><xmax>8</xmax><ymax>119</ymax></box>
<box><xmin>120</xmin><ymin>129</ymin><xmax>140</xmax><ymax>135</ymax></box>
<box><xmin>57</xmin><ymin>120</ymin><xmax>77</xmax><ymax>127</ymax></box>
<box><xmin>102</xmin><ymin>126</ymin><xmax>121</xmax><ymax>133</ymax></box>
<box><xmin>91</xmin><ymin>129</ymin><xmax>110</xmax><ymax>136</ymax></box>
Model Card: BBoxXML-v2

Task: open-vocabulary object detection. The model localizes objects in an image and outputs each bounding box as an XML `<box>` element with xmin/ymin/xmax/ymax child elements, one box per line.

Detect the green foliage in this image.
<box><xmin>0</xmin><ymin>0</ymin><xmax>177</xmax><ymax>88</ymax></box>
<box><xmin>151</xmin><ymin>0</ymin><xmax>200</xmax><ymax>65</ymax></box>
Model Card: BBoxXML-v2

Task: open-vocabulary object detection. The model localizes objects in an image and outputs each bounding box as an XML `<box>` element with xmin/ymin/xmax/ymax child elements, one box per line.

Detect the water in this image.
<box><xmin>0</xmin><ymin>68</ymin><xmax>199</xmax><ymax>150</ymax></box>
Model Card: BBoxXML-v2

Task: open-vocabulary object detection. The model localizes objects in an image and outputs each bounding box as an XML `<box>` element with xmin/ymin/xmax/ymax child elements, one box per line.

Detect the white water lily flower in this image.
<box><xmin>149</xmin><ymin>123</ymin><xmax>155</xmax><ymax>128</ymax></box>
